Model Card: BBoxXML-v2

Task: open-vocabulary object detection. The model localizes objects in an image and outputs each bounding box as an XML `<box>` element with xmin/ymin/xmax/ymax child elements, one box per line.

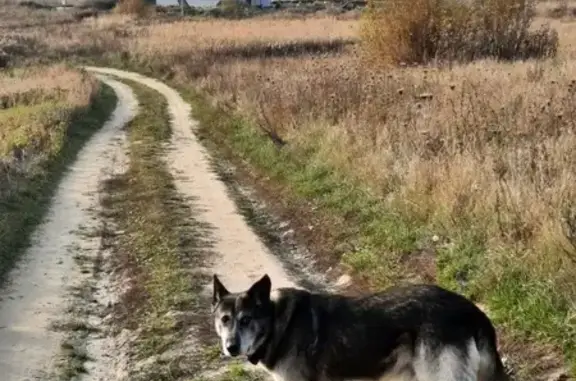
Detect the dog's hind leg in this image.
<box><xmin>412</xmin><ymin>340</ymin><xmax>480</xmax><ymax>381</ymax></box>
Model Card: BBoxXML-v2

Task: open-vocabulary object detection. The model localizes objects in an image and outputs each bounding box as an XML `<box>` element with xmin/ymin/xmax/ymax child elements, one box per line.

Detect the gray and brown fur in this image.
<box><xmin>212</xmin><ymin>274</ymin><xmax>509</xmax><ymax>381</ymax></box>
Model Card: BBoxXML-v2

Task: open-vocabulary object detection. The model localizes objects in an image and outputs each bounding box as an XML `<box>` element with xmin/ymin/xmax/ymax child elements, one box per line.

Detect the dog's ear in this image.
<box><xmin>247</xmin><ymin>274</ymin><xmax>271</xmax><ymax>305</ymax></box>
<box><xmin>213</xmin><ymin>274</ymin><xmax>229</xmax><ymax>306</ymax></box>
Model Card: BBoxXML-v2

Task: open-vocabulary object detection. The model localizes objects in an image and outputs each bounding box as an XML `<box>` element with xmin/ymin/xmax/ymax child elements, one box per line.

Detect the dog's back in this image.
<box><xmin>267</xmin><ymin>284</ymin><xmax>508</xmax><ymax>381</ymax></box>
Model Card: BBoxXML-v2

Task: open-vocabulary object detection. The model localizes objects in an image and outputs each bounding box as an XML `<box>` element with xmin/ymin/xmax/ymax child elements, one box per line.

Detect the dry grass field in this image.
<box><xmin>3</xmin><ymin>0</ymin><xmax>576</xmax><ymax>378</ymax></box>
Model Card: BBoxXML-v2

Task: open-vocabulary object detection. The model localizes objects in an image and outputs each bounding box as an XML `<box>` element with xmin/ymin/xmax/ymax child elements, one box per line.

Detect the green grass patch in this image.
<box><xmin>217</xmin><ymin>364</ymin><xmax>266</xmax><ymax>381</ymax></box>
<box><xmin>0</xmin><ymin>102</ymin><xmax>67</xmax><ymax>155</ymax></box>
<box><xmin>0</xmin><ymin>84</ymin><xmax>116</xmax><ymax>284</ymax></box>
<box><xmin>488</xmin><ymin>267</ymin><xmax>576</xmax><ymax>371</ymax></box>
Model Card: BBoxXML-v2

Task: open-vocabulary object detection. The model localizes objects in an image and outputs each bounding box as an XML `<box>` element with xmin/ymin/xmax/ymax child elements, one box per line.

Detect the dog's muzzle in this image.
<box><xmin>226</xmin><ymin>343</ymin><xmax>240</xmax><ymax>357</ymax></box>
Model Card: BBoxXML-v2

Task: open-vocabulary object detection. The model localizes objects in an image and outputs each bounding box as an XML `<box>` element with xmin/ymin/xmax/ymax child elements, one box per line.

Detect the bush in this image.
<box><xmin>361</xmin><ymin>0</ymin><xmax>559</xmax><ymax>66</ymax></box>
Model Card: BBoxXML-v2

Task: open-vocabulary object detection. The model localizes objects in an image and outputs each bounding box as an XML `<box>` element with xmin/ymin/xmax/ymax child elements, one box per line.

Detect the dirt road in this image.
<box><xmin>0</xmin><ymin>68</ymin><xmax>308</xmax><ymax>380</ymax></box>
<box><xmin>85</xmin><ymin>67</ymin><xmax>299</xmax><ymax>292</ymax></box>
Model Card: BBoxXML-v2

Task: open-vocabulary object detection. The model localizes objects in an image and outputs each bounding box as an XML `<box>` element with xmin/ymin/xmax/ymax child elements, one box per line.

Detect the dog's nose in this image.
<box><xmin>227</xmin><ymin>344</ymin><xmax>240</xmax><ymax>356</ymax></box>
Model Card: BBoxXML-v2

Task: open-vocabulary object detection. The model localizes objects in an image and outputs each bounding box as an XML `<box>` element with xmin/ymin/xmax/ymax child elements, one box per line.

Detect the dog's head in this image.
<box><xmin>212</xmin><ymin>274</ymin><xmax>274</xmax><ymax>360</ymax></box>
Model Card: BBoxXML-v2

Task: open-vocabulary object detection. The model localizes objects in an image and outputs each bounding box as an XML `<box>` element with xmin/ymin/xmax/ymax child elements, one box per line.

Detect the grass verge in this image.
<box><xmin>0</xmin><ymin>81</ymin><xmax>116</xmax><ymax>284</ymax></box>
<box><xmin>99</xmin><ymin>80</ymin><xmax>216</xmax><ymax>380</ymax></box>
<box><xmin>176</xmin><ymin>85</ymin><xmax>576</xmax><ymax>379</ymax></box>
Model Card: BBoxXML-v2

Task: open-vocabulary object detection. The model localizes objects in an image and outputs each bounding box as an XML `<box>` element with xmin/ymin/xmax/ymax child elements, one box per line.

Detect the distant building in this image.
<box><xmin>59</xmin><ymin>0</ymin><xmax>156</xmax><ymax>7</ymax></box>
<box><xmin>239</xmin><ymin>0</ymin><xmax>272</xmax><ymax>7</ymax></box>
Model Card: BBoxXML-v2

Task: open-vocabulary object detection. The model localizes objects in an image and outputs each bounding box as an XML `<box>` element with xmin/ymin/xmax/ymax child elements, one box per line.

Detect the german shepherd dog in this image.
<box><xmin>212</xmin><ymin>274</ymin><xmax>509</xmax><ymax>381</ymax></box>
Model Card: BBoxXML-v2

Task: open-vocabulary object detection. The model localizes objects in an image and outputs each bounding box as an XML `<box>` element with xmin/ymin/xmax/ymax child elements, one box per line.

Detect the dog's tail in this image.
<box><xmin>492</xmin><ymin>354</ymin><xmax>511</xmax><ymax>381</ymax></box>
<box><xmin>476</xmin><ymin>321</ymin><xmax>511</xmax><ymax>381</ymax></box>
<box><xmin>476</xmin><ymin>343</ymin><xmax>510</xmax><ymax>381</ymax></box>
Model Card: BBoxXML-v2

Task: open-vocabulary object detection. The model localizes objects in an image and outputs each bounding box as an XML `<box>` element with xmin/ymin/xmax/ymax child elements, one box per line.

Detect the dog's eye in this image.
<box><xmin>221</xmin><ymin>315</ymin><xmax>231</xmax><ymax>324</ymax></box>
<box><xmin>239</xmin><ymin>316</ymin><xmax>252</xmax><ymax>326</ymax></box>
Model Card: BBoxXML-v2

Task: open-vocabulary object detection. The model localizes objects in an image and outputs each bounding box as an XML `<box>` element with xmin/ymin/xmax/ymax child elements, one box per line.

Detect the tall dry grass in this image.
<box><xmin>197</xmin><ymin>54</ymin><xmax>576</xmax><ymax>274</ymax></box>
<box><xmin>119</xmin><ymin>17</ymin><xmax>359</xmax><ymax>78</ymax></box>
<box><xmin>0</xmin><ymin>65</ymin><xmax>95</xmax><ymax>109</ymax></box>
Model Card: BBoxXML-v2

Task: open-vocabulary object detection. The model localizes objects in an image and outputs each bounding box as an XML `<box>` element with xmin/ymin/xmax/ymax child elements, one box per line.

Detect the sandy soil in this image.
<box><xmin>0</xmin><ymin>76</ymin><xmax>137</xmax><ymax>381</ymax></box>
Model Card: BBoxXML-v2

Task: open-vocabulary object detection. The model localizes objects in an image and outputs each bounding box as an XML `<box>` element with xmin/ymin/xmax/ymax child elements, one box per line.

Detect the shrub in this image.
<box><xmin>361</xmin><ymin>0</ymin><xmax>559</xmax><ymax>66</ymax></box>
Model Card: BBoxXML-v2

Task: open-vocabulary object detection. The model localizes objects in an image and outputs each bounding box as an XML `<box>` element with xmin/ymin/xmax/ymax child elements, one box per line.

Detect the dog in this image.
<box><xmin>212</xmin><ymin>274</ymin><xmax>509</xmax><ymax>381</ymax></box>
